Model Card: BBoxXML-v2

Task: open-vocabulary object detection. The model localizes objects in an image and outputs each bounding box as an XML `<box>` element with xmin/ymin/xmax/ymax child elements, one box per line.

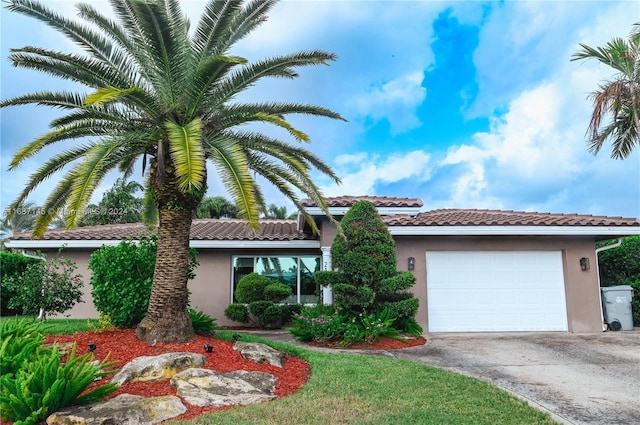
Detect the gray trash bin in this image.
<box><xmin>601</xmin><ymin>285</ymin><xmax>634</xmax><ymax>331</ymax></box>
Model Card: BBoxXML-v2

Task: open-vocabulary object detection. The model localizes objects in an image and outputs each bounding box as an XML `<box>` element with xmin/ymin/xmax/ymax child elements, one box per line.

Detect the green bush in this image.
<box><xmin>226</xmin><ymin>274</ymin><xmax>293</xmax><ymax>328</ymax></box>
<box><xmin>380</xmin><ymin>296</ymin><xmax>420</xmax><ymax>331</ymax></box>
<box><xmin>4</xmin><ymin>254</ymin><xmax>84</xmax><ymax>320</ymax></box>
<box><xmin>280</xmin><ymin>303</ymin><xmax>304</xmax><ymax>323</ymax></box>
<box><xmin>0</xmin><ymin>252</ymin><xmax>41</xmax><ymax>316</ymax></box>
<box><xmin>598</xmin><ymin>236</ymin><xmax>640</xmax><ymax>325</ymax></box>
<box><xmin>331</xmin><ymin>201</ymin><xmax>397</xmax><ymax>287</ymax></box>
<box><xmin>0</xmin><ymin>319</ymin><xmax>47</xmax><ymax>378</ymax></box>
<box><xmin>0</xmin><ymin>343</ymin><xmax>118</xmax><ymax>425</ymax></box>
<box><xmin>340</xmin><ymin>309</ymin><xmax>404</xmax><ymax>347</ymax></box>
<box><xmin>224</xmin><ymin>303</ymin><xmax>249</xmax><ymax>323</ymax></box>
<box><xmin>235</xmin><ymin>274</ymin><xmax>276</xmax><ymax>303</ymax></box>
<box><xmin>379</xmin><ymin>272</ymin><xmax>416</xmax><ymax>292</ymax></box>
<box><xmin>332</xmin><ymin>284</ymin><xmax>375</xmax><ymax>312</ymax></box>
<box><xmin>289</xmin><ymin>305</ymin><xmax>347</xmax><ymax>343</ymax></box>
<box><xmin>188</xmin><ymin>308</ymin><xmax>219</xmax><ymax>336</ymax></box>
<box><xmin>88</xmin><ymin>235</ymin><xmax>198</xmax><ymax>328</ymax></box>
<box><xmin>263</xmin><ymin>283</ymin><xmax>293</xmax><ymax>302</ymax></box>
<box><xmin>292</xmin><ymin>200</ymin><xmax>421</xmax><ymax>343</ymax></box>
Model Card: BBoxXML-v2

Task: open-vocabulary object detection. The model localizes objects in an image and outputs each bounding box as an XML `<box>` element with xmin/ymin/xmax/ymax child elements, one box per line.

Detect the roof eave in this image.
<box><xmin>388</xmin><ymin>225</ymin><xmax>640</xmax><ymax>236</ymax></box>
<box><xmin>5</xmin><ymin>239</ymin><xmax>321</xmax><ymax>250</ymax></box>
<box><xmin>305</xmin><ymin>206</ymin><xmax>422</xmax><ymax>216</ymax></box>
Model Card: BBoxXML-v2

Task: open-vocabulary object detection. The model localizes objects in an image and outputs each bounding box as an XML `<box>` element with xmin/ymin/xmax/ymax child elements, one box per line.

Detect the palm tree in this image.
<box><xmin>1</xmin><ymin>201</ymin><xmax>39</xmax><ymax>234</ymax></box>
<box><xmin>196</xmin><ymin>196</ymin><xmax>238</xmax><ymax>219</ymax></box>
<box><xmin>262</xmin><ymin>203</ymin><xmax>287</xmax><ymax>219</ymax></box>
<box><xmin>2</xmin><ymin>0</ymin><xmax>343</xmax><ymax>343</ymax></box>
<box><xmin>79</xmin><ymin>178</ymin><xmax>144</xmax><ymax>226</ymax></box>
<box><xmin>571</xmin><ymin>23</ymin><xmax>640</xmax><ymax>159</ymax></box>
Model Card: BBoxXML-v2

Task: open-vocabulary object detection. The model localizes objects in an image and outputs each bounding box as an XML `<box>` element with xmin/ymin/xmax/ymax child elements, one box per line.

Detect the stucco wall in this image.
<box><xmin>31</xmin><ymin>233</ymin><xmax>602</xmax><ymax>333</ymax></box>
<box><xmin>393</xmin><ymin>235</ymin><xmax>602</xmax><ymax>333</ymax></box>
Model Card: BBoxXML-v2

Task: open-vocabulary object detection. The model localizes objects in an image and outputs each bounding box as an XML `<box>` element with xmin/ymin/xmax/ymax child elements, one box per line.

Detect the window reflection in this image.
<box><xmin>232</xmin><ymin>256</ymin><xmax>319</xmax><ymax>304</ymax></box>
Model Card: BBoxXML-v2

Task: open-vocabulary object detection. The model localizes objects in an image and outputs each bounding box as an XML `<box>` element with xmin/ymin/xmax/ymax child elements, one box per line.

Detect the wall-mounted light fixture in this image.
<box><xmin>408</xmin><ymin>257</ymin><xmax>415</xmax><ymax>271</ymax></box>
<box><xmin>579</xmin><ymin>257</ymin><xmax>590</xmax><ymax>271</ymax></box>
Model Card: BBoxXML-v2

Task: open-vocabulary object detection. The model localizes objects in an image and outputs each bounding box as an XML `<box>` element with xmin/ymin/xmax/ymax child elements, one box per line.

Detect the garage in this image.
<box><xmin>426</xmin><ymin>251</ymin><xmax>568</xmax><ymax>332</ymax></box>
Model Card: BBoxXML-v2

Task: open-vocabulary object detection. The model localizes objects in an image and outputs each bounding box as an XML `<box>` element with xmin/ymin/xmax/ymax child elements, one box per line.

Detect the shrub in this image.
<box><xmin>224</xmin><ymin>303</ymin><xmax>249</xmax><ymax>323</ymax></box>
<box><xmin>598</xmin><ymin>236</ymin><xmax>640</xmax><ymax>325</ymax></box>
<box><xmin>280</xmin><ymin>303</ymin><xmax>304</xmax><ymax>324</ymax></box>
<box><xmin>0</xmin><ymin>319</ymin><xmax>47</xmax><ymax>378</ymax></box>
<box><xmin>188</xmin><ymin>308</ymin><xmax>219</xmax><ymax>336</ymax></box>
<box><xmin>0</xmin><ymin>252</ymin><xmax>41</xmax><ymax>316</ymax></box>
<box><xmin>331</xmin><ymin>200</ymin><xmax>397</xmax><ymax>287</ymax></box>
<box><xmin>332</xmin><ymin>284</ymin><xmax>374</xmax><ymax>313</ymax></box>
<box><xmin>225</xmin><ymin>274</ymin><xmax>293</xmax><ymax>328</ymax></box>
<box><xmin>88</xmin><ymin>235</ymin><xmax>198</xmax><ymax>328</ymax></box>
<box><xmin>289</xmin><ymin>305</ymin><xmax>347</xmax><ymax>343</ymax></box>
<box><xmin>235</xmin><ymin>274</ymin><xmax>276</xmax><ymax>303</ymax></box>
<box><xmin>263</xmin><ymin>283</ymin><xmax>293</xmax><ymax>302</ymax></box>
<box><xmin>0</xmin><ymin>343</ymin><xmax>118</xmax><ymax>425</ymax></box>
<box><xmin>4</xmin><ymin>254</ymin><xmax>83</xmax><ymax>320</ymax></box>
<box><xmin>339</xmin><ymin>308</ymin><xmax>404</xmax><ymax>347</ymax></box>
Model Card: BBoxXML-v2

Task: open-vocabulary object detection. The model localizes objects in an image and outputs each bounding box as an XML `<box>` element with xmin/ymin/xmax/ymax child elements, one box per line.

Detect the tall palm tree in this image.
<box><xmin>2</xmin><ymin>0</ymin><xmax>343</xmax><ymax>343</ymax></box>
<box><xmin>196</xmin><ymin>195</ymin><xmax>238</xmax><ymax>219</ymax></box>
<box><xmin>571</xmin><ymin>23</ymin><xmax>640</xmax><ymax>159</ymax></box>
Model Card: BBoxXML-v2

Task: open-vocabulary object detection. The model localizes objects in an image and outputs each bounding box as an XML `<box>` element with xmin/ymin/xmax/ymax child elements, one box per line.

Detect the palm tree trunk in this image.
<box><xmin>136</xmin><ymin>206</ymin><xmax>194</xmax><ymax>344</ymax></box>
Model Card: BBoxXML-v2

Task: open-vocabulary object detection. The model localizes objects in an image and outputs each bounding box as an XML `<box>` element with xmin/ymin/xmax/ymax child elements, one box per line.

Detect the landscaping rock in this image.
<box><xmin>111</xmin><ymin>352</ymin><xmax>207</xmax><ymax>385</ymax></box>
<box><xmin>46</xmin><ymin>394</ymin><xmax>187</xmax><ymax>425</ymax></box>
<box><xmin>170</xmin><ymin>368</ymin><xmax>277</xmax><ymax>407</ymax></box>
<box><xmin>233</xmin><ymin>342</ymin><xmax>285</xmax><ymax>368</ymax></box>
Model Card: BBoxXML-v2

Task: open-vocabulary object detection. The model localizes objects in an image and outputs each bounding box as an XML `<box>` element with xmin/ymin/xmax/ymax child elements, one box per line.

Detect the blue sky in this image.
<box><xmin>1</xmin><ymin>0</ymin><xmax>639</xmax><ymax>221</ymax></box>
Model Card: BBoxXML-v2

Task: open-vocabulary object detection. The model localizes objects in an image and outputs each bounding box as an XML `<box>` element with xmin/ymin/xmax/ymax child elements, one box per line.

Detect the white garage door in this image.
<box><xmin>427</xmin><ymin>251</ymin><xmax>568</xmax><ymax>332</ymax></box>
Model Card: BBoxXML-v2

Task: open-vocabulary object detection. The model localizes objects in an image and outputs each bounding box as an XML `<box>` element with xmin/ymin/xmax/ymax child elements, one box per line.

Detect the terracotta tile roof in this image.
<box><xmin>9</xmin><ymin>219</ymin><xmax>311</xmax><ymax>241</ymax></box>
<box><xmin>383</xmin><ymin>209</ymin><xmax>640</xmax><ymax>227</ymax></box>
<box><xmin>301</xmin><ymin>195</ymin><xmax>424</xmax><ymax>208</ymax></box>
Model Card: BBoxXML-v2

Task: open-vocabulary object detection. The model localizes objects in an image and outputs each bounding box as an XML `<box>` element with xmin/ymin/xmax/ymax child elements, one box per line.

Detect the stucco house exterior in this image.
<box><xmin>6</xmin><ymin>195</ymin><xmax>640</xmax><ymax>333</ymax></box>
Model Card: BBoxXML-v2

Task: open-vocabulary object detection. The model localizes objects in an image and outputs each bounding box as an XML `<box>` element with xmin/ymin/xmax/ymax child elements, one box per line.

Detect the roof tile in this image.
<box><xmin>10</xmin><ymin>219</ymin><xmax>311</xmax><ymax>241</ymax></box>
<box><xmin>383</xmin><ymin>209</ymin><xmax>640</xmax><ymax>227</ymax></box>
<box><xmin>301</xmin><ymin>195</ymin><xmax>423</xmax><ymax>208</ymax></box>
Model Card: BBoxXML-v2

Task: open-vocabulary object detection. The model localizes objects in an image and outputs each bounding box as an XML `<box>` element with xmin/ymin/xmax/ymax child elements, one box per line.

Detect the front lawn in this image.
<box><xmin>177</xmin><ymin>333</ymin><xmax>557</xmax><ymax>425</ymax></box>
<box><xmin>1</xmin><ymin>317</ymin><xmax>557</xmax><ymax>425</ymax></box>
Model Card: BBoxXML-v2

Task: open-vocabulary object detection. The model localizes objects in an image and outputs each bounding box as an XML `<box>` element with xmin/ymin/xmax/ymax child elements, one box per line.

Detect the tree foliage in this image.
<box><xmin>0</xmin><ymin>251</ymin><xmax>41</xmax><ymax>316</ymax></box>
<box><xmin>88</xmin><ymin>235</ymin><xmax>198</xmax><ymax>328</ymax></box>
<box><xmin>1</xmin><ymin>0</ymin><xmax>342</xmax><ymax>343</ymax></box>
<box><xmin>79</xmin><ymin>178</ymin><xmax>144</xmax><ymax>226</ymax></box>
<box><xmin>328</xmin><ymin>200</ymin><xmax>421</xmax><ymax>332</ymax></box>
<box><xmin>598</xmin><ymin>236</ymin><xmax>640</xmax><ymax>324</ymax></box>
<box><xmin>195</xmin><ymin>196</ymin><xmax>238</xmax><ymax>219</ymax></box>
<box><xmin>572</xmin><ymin>23</ymin><xmax>640</xmax><ymax>159</ymax></box>
<box><xmin>3</xmin><ymin>253</ymin><xmax>83</xmax><ymax>320</ymax></box>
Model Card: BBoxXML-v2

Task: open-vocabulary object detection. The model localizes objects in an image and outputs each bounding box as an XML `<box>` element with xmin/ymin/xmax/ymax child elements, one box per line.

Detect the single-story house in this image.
<box><xmin>6</xmin><ymin>195</ymin><xmax>640</xmax><ymax>333</ymax></box>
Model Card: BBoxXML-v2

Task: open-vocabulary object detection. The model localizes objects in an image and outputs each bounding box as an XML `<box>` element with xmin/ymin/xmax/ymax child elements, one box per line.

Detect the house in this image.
<box><xmin>6</xmin><ymin>196</ymin><xmax>640</xmax><ymax>333</ymax></box>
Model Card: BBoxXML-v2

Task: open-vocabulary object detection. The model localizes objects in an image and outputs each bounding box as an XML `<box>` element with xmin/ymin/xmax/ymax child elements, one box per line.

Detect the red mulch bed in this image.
<box><xmin>38</xmin><ymin>329</ymin><xmax>426</xmax><ymax>421</ymax></box>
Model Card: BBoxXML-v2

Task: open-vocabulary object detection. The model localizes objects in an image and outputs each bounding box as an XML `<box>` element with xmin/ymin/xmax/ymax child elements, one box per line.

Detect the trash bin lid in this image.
<box><xmin>600</xmin><ymin>285</ymin><xmax>634</xmax><ymax>292</ymax></box>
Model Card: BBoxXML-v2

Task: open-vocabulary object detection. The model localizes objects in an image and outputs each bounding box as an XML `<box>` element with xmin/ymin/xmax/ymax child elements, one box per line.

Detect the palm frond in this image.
<box><xmin>0</xmin><ymin>91</ymin><xmax>85</xmax><ymax>109</ymax></box>
<box><xmin>66</xmin><ymin>141</ymin><xmax>124</xmax><ymax>228</ymax></box>
<box><xmin>203</xmin><ymin>137</ymin><xmax>260</xmax><ymax>230</ymax></box>
<box><xmin>165</xmin><ymin>119</ymin><xmax>206</xmax><ymax>192</ymax></box>
<box><xmin>9</xmin><ymin>46</ymin><xmax>130</xmax><ymax>88</ymax></box>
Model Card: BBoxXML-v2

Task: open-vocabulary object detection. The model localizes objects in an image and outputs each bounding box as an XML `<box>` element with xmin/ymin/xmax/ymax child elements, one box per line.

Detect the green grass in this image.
<box><xmin>0</xmin><ymin>318</ymin><xmax>558</xmax><ymax>425</ymax></box>
<box><xmin>0</xmin><ymin>315</ymin><xmax>101</xmax><ymax>335</ymax></box>
<box><xmin>179</xmin><ymin>332</ymin><xmax>558</xmax><ymax>425</ymax></box>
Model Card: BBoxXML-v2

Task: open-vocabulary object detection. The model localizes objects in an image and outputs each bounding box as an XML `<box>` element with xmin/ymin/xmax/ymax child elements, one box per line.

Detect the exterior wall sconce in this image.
<box><xmin>408</xmin><ymin>257</ymin><xmax>415</xmax><ymax>271</ymax></box>
<box><xmin>580</xmin><ymin>257</ymin><xmax>590</xmax><ymax>271</ymax></box>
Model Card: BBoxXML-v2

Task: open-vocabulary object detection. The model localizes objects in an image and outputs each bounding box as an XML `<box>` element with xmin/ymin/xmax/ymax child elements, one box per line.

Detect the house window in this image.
<box><xmin>232</xmin><ymin>256</ymin><xmax>320</xmax><ymax>304</ymax></box>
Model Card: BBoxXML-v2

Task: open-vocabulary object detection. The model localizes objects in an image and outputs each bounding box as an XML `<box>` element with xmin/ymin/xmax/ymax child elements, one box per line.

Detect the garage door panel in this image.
<box><xmin>427</xmin><ymin>251</ymin><xmax>568</xmax><ymax>332</ymax></box>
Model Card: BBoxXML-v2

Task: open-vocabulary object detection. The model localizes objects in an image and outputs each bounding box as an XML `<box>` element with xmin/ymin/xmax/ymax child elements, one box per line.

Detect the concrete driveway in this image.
<box><xmin>253</xmin><ymin>329</ymin><xmax>639</xmax><ymax>424</ymax></box>
<box><xmin>383</xmin><ymin>331</ymin><xmax>640</xmax><ymax>425</ymax></box>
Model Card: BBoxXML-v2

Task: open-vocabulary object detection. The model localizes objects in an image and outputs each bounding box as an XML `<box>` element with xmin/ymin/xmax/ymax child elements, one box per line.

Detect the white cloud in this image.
<box><xmin>321</xmin><ymin>150</ymin><xmax>431</xmax><ymax>196</ymax></box>
<box><xmin>350</xmin><ymin>71</ymin><xmax>426</xmax><ymax>134</ymax></box>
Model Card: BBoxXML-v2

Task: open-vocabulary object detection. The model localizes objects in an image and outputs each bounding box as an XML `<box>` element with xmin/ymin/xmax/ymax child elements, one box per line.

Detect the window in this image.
<box><xmin>232</xmin><ymin>256</ymin><xmax>320</xmax><ymax>304</ymax></box>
